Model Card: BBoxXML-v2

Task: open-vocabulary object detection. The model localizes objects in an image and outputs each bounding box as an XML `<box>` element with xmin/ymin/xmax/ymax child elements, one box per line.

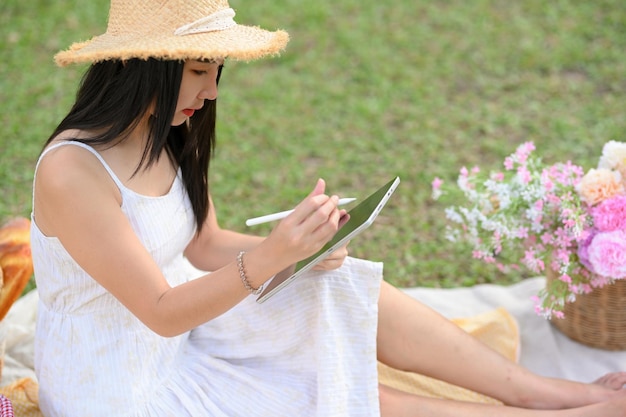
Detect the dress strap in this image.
<box><xmin>34</xmin><ymin>141</ymin><xmax>126</xmax><ymax>191</ymax></box>
<box><xmin>32</xmin><ymin>141</ymin><xmax>128</xmax><ymax>219</ymax></box>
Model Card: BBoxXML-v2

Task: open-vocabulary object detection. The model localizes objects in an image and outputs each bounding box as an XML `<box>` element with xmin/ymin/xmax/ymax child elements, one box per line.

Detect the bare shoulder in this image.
<box><xmin>34</xmin><ymin>134</ymin><xmax>121</xmax><ymax>236</ymax></box>
<box><xmin>37</xmin><ymin>140</ymin><xmax>111</xmax><ymax>195</ymax></box>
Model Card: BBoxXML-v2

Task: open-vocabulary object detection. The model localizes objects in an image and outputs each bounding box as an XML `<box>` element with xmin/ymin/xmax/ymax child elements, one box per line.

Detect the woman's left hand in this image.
<box><xmin>313</xmin><ymin>241</ymin><xmax>350</xmax><ymax>271</ymax></box>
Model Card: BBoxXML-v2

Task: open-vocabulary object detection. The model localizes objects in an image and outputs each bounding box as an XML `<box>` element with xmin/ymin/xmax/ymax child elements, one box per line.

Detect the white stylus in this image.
<box><xmin>246</xmin><ymin>198</ymin><xmax>357</xmax><ymax>226</ymax></box>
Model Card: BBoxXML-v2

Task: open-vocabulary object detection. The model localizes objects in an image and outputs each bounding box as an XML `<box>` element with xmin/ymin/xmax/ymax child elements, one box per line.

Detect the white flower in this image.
<box><xmin>444</xmin><ymin>207</ymin><xmax>464</xmax><ymax>224</ymax></box>
<box><xmin>444</xmin><ymin>228</ymin><xmax>461</xmax><ymax>242</ymax></box>
<box><xmin>598</xmin><ymin>140</ymin><xmax>626</xmax><ymax>172</ymax></box>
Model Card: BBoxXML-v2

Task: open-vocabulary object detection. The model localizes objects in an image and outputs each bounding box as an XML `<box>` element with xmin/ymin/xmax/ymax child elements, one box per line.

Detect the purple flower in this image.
<box><xmin>577</xmin><ymin>230</ymin><xmax>596</xmax><ymax>273</ymax></box>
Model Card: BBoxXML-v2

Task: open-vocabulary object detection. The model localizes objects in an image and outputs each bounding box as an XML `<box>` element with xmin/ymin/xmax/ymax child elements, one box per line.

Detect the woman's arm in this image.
<box><xmin>184</xmin><ymin>196</ymin><xmax>352</xmax><ymax>273</ymax></box>
<box><xmin>183</xmin><ymin>196</ymin><xmax>264</xmax><ymax>272</ymax></box>
<box><xmin>34</xmin><ymin>147</ymin><xmax>344</xmax><ymax>337</ymax></box>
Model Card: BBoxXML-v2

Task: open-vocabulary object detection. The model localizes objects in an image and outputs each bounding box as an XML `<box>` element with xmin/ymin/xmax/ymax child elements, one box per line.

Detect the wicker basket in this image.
<box><xmin>546</xmin><ymin>269</ymin><xmax>626</xmax><ymax>350</ymax></box>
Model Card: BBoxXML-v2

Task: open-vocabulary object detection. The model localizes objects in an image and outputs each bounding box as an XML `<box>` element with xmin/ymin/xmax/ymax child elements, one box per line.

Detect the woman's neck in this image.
<box><xmin>98</xmin><ymin>125</ymin><xmax>177</xmax><ymax>197</ymax></box>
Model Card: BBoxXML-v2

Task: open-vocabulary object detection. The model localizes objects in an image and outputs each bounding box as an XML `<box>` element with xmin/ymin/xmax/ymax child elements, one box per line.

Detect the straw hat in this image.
<box><xmin>54</xmin><ymin>0</ymin><xmax>289</xmax><ymax>66</ymax></box>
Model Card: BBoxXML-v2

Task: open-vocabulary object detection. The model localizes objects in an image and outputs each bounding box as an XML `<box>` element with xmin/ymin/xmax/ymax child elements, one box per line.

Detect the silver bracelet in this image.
<box><xmin>237</xmin><ymin>251</ymin><xmax>263</xmax><ymax>295</ymax></box>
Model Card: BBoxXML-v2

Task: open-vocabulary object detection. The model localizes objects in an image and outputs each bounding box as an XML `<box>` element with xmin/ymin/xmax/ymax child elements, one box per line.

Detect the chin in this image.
<box><xmin>171</xmin><ymin>117</ymin><xmax>187</xmax><ymax>126</ymax></box>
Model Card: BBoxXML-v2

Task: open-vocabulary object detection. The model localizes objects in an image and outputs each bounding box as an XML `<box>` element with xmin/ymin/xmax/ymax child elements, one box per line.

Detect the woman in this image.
<box><xmin>31</xmin><ymin>0</ymin><xmax>626</xmax><ymax>415</ymax></box>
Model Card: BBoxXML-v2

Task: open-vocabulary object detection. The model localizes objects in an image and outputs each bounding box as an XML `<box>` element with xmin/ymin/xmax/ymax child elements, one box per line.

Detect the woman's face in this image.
<box><xmin>172</xmin><ymin>59</ymin><xmax>224</xmax><ymax>126</ymax></box>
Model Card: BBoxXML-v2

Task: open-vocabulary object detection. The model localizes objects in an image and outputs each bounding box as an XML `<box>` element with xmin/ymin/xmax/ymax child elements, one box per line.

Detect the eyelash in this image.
<box><xmin>192</xmin><ymin>65</ymin><xmax>223</xmax><ymax>76</ymax></box>
<box><xmin>191</xmin><ymin>65</ymin><xmax>224</xmax><ymax>85</ymax></box>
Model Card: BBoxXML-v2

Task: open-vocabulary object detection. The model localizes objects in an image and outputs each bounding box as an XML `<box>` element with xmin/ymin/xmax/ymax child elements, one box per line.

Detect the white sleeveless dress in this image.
<box><xmin>31</xmin><ymin>141</ymin><xmax>383</xmax><ymax>416</ymax></box>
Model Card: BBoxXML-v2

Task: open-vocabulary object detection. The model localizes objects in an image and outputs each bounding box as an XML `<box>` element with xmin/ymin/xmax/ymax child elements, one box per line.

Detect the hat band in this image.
<box><xmin>174</xmin><ymin>8</ymin><xmax>237</xmax><ymax>36</ymax></box>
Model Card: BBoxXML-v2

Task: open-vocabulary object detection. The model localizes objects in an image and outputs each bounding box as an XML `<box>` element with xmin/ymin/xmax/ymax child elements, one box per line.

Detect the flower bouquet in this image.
<box><xmin>432</xmin><ymin>141</ymin><xmax>626</xmax><ymax>349</ymax></box>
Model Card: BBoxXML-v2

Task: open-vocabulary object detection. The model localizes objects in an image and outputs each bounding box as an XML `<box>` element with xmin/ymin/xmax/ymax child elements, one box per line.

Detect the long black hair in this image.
<box><xmin>45</xmin><ymin>58</ymin><xmax>219</xmax><ymax>233</ymax></box>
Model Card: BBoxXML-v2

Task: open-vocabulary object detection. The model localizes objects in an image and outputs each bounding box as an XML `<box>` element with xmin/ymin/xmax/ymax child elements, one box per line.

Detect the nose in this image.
<box><xmin>199</xmin><ymin>80</ymin><xmax>218</xmax><ymax>101</ymax></box>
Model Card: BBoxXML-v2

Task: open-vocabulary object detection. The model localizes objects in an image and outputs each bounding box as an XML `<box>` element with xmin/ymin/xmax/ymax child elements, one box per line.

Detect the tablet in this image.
<box><xmin>256</xmin><ymin>176</ymin><xmax>400</xmax><ymax>303</ymax></box>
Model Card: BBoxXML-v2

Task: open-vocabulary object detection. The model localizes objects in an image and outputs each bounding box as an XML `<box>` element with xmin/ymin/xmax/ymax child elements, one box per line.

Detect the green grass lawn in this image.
<box><xmin>1</xmin><ymin>0</ymin><xmax>625</xmax><ymax>292</ymax></box>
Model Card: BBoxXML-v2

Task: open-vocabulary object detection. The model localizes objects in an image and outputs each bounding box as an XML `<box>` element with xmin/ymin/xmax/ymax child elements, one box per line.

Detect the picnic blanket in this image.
<box><xmin>2</xmin><ymin>277</ymin><xmax>626</xmax><ymax>413</ymax></box>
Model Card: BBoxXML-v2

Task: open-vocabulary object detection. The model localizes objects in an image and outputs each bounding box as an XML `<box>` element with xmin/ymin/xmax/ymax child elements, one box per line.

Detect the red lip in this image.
<box><xmin>182</xmin><ymin>109</ymin><xmax>195</xmax><ymax>117</ymax></box>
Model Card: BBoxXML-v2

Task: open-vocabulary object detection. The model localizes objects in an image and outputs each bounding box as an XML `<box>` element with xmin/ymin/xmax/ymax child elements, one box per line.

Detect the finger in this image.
<box><xmin>338</xmin><ymin>212</ymin><xmax>350</xmax><ymax>228</ymax></box>
<box><xmin>313</xmin><ymin>245</ymin><xmax>349</xmax><ymax>271</ymax></box>
<box><xmin>333</xmin><ymin>243</ymin><xmax>349</xmax><ymax>258</ymax></box>
<box><xmin>313</xmin><ymin>258</ymin><xmax>343</xmax><ymax>271</ymax></box>
<box><xmin>286</xmin><ymin>180</ymin><xmax>330</xmax><ymax>226</ymax></box>
<box><xmin>329</xmin><ymin>247</ymin><xmax>349</xmax><ymax>262</ymax></box>
<box><xmin>310</xmin><ymin>195</ymin><xmax>341</xmax><ymax>233</ymax></box>
<box><xmin>308</xmin><ymin>178</ymin><xmax>326</xmax><ymax>198</ymax></box>
<box><xmin>298</xmin><ymin>178</ymin><xmax>327</xmax><ymax>202</ymax></box>
<box><xmin>319</xmin><ymin>242</ymin><xmax>349</xmax><ymax>264</ymax></box>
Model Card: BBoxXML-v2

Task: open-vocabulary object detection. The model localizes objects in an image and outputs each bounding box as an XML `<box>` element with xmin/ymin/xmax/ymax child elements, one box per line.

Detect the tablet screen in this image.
<box><xmin>294</xmin><ymin>176</ymin><xmax>399</xmax><ymax>270</ymax></box>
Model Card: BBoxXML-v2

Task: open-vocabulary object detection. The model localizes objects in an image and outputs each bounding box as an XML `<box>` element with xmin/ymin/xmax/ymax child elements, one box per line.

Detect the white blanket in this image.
<box><xmin>1</xmin><ymin>289</ymin><xmax>38</xmax><ymax>385</ymax></box>
<box><xmin>2</xmin><ymin>278</ymin><xmax>625</xmax><ymax>387</ymax></box>
<box><xmin>402</xmin><ymin>277</ymin><xmax>626</xmax><ymax>383</ymax></box>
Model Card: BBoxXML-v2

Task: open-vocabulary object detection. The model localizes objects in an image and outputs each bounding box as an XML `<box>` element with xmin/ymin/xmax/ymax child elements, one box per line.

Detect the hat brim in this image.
<box><xmin>54</xmin><ymin>24</ymin><xmax>289</xmax><ymax>67</ymax></box>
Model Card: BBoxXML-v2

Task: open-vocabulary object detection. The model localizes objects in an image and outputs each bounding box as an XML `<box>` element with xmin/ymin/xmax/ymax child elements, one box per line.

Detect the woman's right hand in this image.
<box><xmin>263</xmin><ymin>178</ymin><xmax>345</xmax><ymax>267</ymax></box>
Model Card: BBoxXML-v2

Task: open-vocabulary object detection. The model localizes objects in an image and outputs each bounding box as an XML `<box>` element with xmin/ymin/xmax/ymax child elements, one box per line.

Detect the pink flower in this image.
<box><xmin>591</xmin><ymin>195</ymin><xmax>626</xmax><ymax>232</ymax></box>
<box><xmin>559</xmin><ymin>273</ymin><xmax>572</xmax><ymax>284</ymax></box>
<box><xmin>517</xmin><ymin>166</ymin><xmax>531</xmax><ymax>184</ymax></box>
<box><xmin>516</xmin><ymin>142</ymin><xmax>535</xmax><ymax>164</ymax></box>
<box><xmin>523</xmin><ymin>249</ymin><xmax>544</xmax><ymax>273</ymax></box>
<box><xmin>542</xmin><ymin>176</ymin><xmax>555</xmax><ymax>192</ymax></box>
<box><xmin>540</xmin><ymin>232</ymin><xmax>553</xmax><ymax>245</ymax></box>
<box><xmin>590</xmin><ymin>274</ymin><xmax>613</xmax><ymax>288</ymax></box>
<box><xmin>431</xmin><ymin>177</ymin><xmax>444</xmax><ymax>199</ymax></box>
<box><xmin>587</xmin><ymin>230</ymin><xmax>626</xmax><ymax>279</ymax></box>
